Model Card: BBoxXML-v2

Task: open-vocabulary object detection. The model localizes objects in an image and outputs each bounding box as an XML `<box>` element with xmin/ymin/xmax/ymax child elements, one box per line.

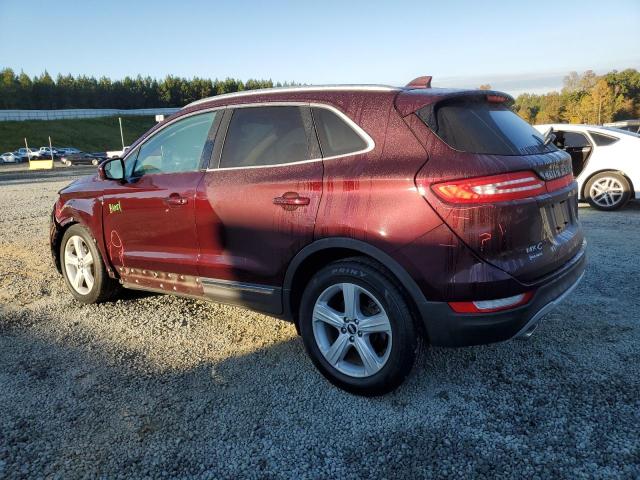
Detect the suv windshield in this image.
<box><xmin>417</xmin><ymin>97</ymin><xmax>556</xmax><ymax>156</ymax></box>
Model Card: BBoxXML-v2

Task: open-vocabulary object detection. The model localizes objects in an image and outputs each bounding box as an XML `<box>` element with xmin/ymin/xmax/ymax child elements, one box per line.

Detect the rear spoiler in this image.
<box><xmin>395</xmin><ymin>88</ymin><xmax>514</xmax><ymax>117</ymax></box>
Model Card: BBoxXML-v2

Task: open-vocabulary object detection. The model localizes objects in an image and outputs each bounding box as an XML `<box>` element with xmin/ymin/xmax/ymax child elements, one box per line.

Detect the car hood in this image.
<box><xmin>58</xmin><ymin>174</ymin><xmax>100</xmax><ymax>194</ymax></box>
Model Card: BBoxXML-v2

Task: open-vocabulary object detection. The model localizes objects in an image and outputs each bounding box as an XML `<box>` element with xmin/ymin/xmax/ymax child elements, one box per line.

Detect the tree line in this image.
<box><xmin>0</xmin><ymin>68</ymin><xmax>297</xmax><ymax>109</ymax></box>
<box><xmin>512</xmin><ymin>69</ymin><xmax>640</xmax><ymax>124</ymax></box>
<box><xmin>1</xmin><ymin>68</ymin><xmax>638</xmax><ymax>125</ymax></box>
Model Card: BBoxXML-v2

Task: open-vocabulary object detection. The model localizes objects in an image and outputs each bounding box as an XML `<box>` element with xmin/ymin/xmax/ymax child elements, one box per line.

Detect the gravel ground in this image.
<box><xmin>0</xmin><ymin>168</ymin><xmax>639</xmax><ymax>479</ymax></box>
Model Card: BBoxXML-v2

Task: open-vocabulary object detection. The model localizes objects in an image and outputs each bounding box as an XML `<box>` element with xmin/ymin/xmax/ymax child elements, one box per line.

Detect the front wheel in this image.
<box><xmin>585</xmin><ymin>172</ymin><xmax>631</xmax><ymax>211</ymax></box>
<box><xmin>60</xmin><ymin>225</ymin><xmax>120</xmax><ymax>303</ymax></box>
<box><xmin>299</xmin><ymin>258</ymin><xmax>418</xmax><ymax>396</ymax></box>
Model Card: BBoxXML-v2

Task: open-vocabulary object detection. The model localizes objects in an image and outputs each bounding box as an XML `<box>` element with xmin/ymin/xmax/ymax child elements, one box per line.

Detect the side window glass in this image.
<box><xmin>589</xmin><ymin>132</ymin><xmax>618</xmax><ymax>146</ymax></box>
<box><xmin>312</xmin><ymin>107</ymin><xmax>368</xmax><ymax>157</ymax></box>
<box><xmin>219</xmin><ymin>106</ymin><xmax>309</xmax><ymax>168</ymax></box>
<box><xmin>563</xmin><ymin>132</ymin><xmax>590</xmax><ymax>149</ymax></box>
<box><xmin>133</xmin><ymin>111</ymin><xmax>216</xmax><ymax>176</ymax></box>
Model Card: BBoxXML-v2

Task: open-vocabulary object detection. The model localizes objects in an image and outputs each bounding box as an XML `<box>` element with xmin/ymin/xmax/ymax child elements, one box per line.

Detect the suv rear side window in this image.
<box><xmin>220</xmin><ymin>106</ymin><xmax>310</xmax><ymax>168</ymax></box>
<box><xmin>418</xmin><ymin>97</ymin><xmax>556</xmax><ymax>156</ymax></box>
<box><xmin>312</xmin><ymin>107</ymin><xmax>368</xmax><ymax>157</ymax></box>
<box><xmin>133</xmin><ymin>111</ymin><xmax>216</xmax><ymax>176</ymax></box>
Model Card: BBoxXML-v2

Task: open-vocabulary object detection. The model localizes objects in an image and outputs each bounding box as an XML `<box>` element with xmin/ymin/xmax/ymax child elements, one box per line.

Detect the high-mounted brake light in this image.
<box><xmin>425</xmin><ymin>171</ymin><xmax>573</xmax><ymax>204</ymax></box>
<box><xmin>449</xmin><ymin>291</ymin><xmax>534</xmax><ymax>314</ymax></box>
<box><xmin>486</xmin><ymin>94</ymin><xmax>508</xmax><ymax>103</ymax></box>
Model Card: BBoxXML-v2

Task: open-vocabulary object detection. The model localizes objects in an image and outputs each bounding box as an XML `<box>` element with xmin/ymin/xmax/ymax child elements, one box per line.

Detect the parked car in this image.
<box><xmin>534</xmin><ymin>124</ymin><xmax>640</xmax><ymax>210</ymax></box>
<box><xmin>90</xmin><ymin>152</ymin><xmax>108</xmax><ymax>162</ymax></box>
<box><xmin>51</xmin><ymin>80</ymin><xmax>586</xmax><ymax>395</ymax></box>
<box><xmin>60</xmin><ymin>152</ymin><xmax>101</xmax><ymax>166</ymax></box>
<box><xmin>106</xmin><ymin>146</ymin><xmax>130</xmax><ymax>159</ymax></box>
<box><xmin>603</xmin><ymin>119</ymin><xmax>640</xmax><ymax>134</ymax></box>
<box><xmin>57</xmin><ymin>147</ymin><xmax>81</xmax><ymax>156</ymax></box>
<box><xmin>1</xmin><ymin>152</ymin><xmax>22</xmax><ymax>163</ymax></box>
<box><xmin>38</xmin><ymin>146</ymin><xmax>62</xmax><ymax>159</ymax></box>
<box><xmin>15</xmin><ymin>148</ymin><xmax>41</xmax><ymax>160</ymax></box>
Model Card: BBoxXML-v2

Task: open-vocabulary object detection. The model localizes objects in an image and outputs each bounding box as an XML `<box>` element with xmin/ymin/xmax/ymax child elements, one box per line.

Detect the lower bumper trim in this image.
<box><xmin>419</xmin><ymin>247</ymin><xmax>586</xmax><ymax>347</ymax></box>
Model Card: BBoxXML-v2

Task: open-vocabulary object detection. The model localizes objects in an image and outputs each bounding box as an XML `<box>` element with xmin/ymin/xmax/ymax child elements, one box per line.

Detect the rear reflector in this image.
<box><xmin>449</xmin><ymin>291</ymin><xmax>534</xmax><ymax>313</ymax></box>
<box><xmin>427</xmin><ymin>172</ymin><xmax>573</xmax><ymax>204</ymax></box>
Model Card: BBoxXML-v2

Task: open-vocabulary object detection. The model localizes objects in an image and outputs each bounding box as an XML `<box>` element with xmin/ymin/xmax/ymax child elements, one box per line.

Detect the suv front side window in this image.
<box><xmin>132</xmin><ymin>111</ymin><xmax>217</xmax><ymax>176</ymax></box>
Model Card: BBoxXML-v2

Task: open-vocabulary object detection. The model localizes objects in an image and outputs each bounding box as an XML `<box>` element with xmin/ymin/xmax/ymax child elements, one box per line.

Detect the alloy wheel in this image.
<box><xmin>64</xmin><ymin>235</ymin><xmax>95</xmax><ymax>295</ymax></box>
<box><xmin>589</xmin><ymin>176</ymin><xmax>625</xmax><ymax>208</ymax></box>
<box><xmin>312</xmin><ymin>283</ymin><xmax>392</xmax><ymax>378</ymax></box>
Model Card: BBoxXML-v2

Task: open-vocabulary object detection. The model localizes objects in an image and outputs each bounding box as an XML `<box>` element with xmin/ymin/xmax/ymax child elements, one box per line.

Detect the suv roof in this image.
<box><xmin>184</xmin><ymin>85</ymin><xmax>400</xmax><ymax>109</ymax></box>
<box><xmin>182</xmin><ymin>76</ymin><xmax>511</xmax><ymax>113</ymax></box>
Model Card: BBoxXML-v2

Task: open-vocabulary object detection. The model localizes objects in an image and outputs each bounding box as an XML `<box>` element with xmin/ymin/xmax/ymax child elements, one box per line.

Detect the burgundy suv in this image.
<box><xmin>51</xmin><ymin>77</ymin><xmax>586</xmax><ymax>395</ymax></box>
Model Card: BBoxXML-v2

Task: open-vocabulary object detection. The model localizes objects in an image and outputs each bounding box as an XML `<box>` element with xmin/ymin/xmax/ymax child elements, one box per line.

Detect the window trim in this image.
<box><xmin>208</xmin><ymin>102</ymin><xmax>374</xmax><ymax>171</ymax></box>
<box><xmin>119</xmin><ymin>102</ymin><xmax>375</xmax><ymax>174</ymax></box>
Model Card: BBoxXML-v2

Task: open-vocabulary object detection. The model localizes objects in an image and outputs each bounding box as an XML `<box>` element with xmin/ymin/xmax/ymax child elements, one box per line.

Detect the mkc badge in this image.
<box><xmin>108</xmin><ymin>201</ymin><xmax>122</xmax><ymax>214</ymax></box>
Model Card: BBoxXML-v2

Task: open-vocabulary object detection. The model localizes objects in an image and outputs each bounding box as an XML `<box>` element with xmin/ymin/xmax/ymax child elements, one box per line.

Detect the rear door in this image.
<box><xmin>102</xmin><ymin>111</ymin><xmax>219</xmax><ymax>278</ymax></box>
<box><xmin>195</xmin><ymin>105</ymin><xmax>322</xmax><ymax>312</ymax></box>
<box><xmin>558</xmin><ymin>131</ymin><xmax>593</xmax><ymax>179</ymax></box>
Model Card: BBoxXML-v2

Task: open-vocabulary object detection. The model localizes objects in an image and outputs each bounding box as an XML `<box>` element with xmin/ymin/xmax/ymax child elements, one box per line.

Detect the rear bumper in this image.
<box><xmin>418</xmin><ymin>245</ymin><xmax>586</xmax><ymax>347</ymax></box>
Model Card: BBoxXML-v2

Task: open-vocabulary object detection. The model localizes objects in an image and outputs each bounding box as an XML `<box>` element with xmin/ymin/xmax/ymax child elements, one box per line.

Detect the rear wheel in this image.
<box><xmin>299</xmin><ymin>258</ymin><xmax>418</xmax><ymax>396</ymax></box>
<box><xmin>60</xmin><ymin>225</ymin><xmax>120</xmax><ymax>303</ymax></box>
<box><xmin>585</xmin><ymin>172</ymin><xmax>631</xmax><ymax>211</ymax></box>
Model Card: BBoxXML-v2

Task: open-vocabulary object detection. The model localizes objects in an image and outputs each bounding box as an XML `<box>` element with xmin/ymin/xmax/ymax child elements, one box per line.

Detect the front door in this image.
<box><xmin>195</xmin><ymin>105</ymin><xmax>323</xmax><ymax>312</ymax></box>
<box><xmin>102</xmin><ymin>111</ymin><xmax>219</xmax><ymax>278</ymax></box>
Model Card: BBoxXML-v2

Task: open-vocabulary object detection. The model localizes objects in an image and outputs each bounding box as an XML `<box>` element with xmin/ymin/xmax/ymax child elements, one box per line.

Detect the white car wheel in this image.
<box><xmin>585</xmin><ymin>172</ymin><xmax>631</xmax><ymax>211</ymax></box>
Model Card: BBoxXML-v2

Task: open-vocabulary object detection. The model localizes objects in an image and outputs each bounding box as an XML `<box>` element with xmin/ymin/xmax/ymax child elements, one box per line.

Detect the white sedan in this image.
<box><xmin>535</xmin><ymin>124</ymin><xmax>640</xmax><ymax>211</ymax></box>
<box><xmin>1</xmin><ymin>152</ymin><xmax>22</xmax><ymax>163</ymax></box>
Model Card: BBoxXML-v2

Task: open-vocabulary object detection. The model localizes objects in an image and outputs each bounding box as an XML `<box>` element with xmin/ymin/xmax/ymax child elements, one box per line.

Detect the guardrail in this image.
<box><xmin>0</xmin><ymin>108</ymin><xmax>181</xmax><ymax>121</ymax></box>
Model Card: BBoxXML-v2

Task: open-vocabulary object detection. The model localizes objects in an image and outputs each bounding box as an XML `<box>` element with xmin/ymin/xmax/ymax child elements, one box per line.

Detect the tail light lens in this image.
<box><xmin>449</xmin><ymin>291</ymin><xmax>534</xmax><ymax>313</ymax></box>
<box><xmin>424</xmin><ymin>171</ymin><xmax>573</xmax><ymax>204</ymax></box>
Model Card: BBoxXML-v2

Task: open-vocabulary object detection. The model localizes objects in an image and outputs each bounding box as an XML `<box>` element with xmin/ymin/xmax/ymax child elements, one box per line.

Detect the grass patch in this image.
<box><xmin>0</xmin><ymin>116</ymin><xmax>156</xmax><ymax>153</ymax></box>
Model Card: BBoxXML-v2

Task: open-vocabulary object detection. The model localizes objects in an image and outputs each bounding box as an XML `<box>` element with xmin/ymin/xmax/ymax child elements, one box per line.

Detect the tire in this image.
<box><xmin>299</xmin><ymin>258</ymin><xmax>418</xmax><ymax>396</ymax></box>
<box><xmin>60</xmin><ymin>224</ymin><xmax>120</xmax><ymax>304</ymax></box>
<box><xmin>585</xmin><ymin>172</ymin><xmax>631</xmax><ymax>211</ymax></box>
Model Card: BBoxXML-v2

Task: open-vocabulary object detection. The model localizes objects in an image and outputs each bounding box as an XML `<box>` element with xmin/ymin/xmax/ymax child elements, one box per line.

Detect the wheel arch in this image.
<box><xmin>282</xmin><ymin>237</ymin><xmax>429</xmax><ymax>335</ymax></box>
<box><xmin>51</xmin><ymin>216</ymin><xmax>78</xmax><ymax>274</ymax></box>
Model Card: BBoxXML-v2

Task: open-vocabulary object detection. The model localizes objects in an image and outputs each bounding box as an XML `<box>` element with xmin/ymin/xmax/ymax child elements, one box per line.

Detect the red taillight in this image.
<box><xmin>449</xmin><ymin>291</ymin><xmax>534</xmax><ymax>313</ymax></box>
<box><xmin>426</xmin><ymin>172</ymin><xmax>573</xmax><ymax>204</ymax></box>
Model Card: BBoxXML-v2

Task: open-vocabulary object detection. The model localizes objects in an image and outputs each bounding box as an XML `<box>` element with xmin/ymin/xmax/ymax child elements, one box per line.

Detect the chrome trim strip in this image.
<box><xmin>184</xmin><ymin>85</ymin><xmax>399</xmax><ymax>109</ymax></box>
<box><xmin>514</xmin><ymin>271</ymin><xmax>585</xmax><ymax>339</ymax></box>
<box><xmin>199</xmin><ymin>278</ymin><xmax>277</xmax><ymax>295</ymax></box>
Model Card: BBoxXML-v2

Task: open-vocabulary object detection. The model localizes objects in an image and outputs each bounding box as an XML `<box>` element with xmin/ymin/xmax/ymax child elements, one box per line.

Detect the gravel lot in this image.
<box><xmin>1</xmin><ymin>166</ymin><xmax>639</xmax><ymax>479</ymax></box>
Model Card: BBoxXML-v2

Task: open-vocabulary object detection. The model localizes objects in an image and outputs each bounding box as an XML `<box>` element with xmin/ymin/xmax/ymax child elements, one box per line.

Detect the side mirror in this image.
<box><xmin>98</xmin><ymin>157</ymin><xmax>125</xmax><ymax>182</ymax></box>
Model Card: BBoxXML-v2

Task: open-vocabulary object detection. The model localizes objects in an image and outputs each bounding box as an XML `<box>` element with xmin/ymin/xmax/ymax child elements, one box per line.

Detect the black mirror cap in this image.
<box><xmin>98</xmin><ymin>157</ymin><xmax>125</xmax><ymax>182</ymax></box>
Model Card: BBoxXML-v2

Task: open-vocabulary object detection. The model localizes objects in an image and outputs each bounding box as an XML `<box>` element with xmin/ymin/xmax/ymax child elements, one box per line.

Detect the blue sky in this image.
<box><xmin>1</xmin><ymin>0</ymin><xmax>639</xmax><ymax>95</ymax></box>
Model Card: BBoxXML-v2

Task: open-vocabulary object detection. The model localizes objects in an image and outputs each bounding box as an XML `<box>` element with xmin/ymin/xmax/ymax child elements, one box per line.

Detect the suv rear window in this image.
<box><xmin>417</xmin><ymin>97</ymin><xmax>556</xmax><ymax>156</ymax></box>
